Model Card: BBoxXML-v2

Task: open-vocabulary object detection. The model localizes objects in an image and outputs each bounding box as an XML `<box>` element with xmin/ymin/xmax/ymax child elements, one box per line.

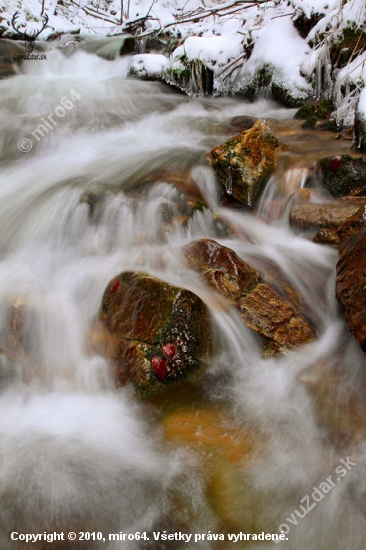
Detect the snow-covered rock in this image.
<box><xmin>128</xmin><ymin>53</ymin><xmax>169</xmax><ymax>80</ymax></box>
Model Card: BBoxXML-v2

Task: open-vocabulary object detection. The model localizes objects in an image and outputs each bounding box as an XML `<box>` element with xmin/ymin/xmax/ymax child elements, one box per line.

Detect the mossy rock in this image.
<box><xmin>318</xmin><ymin>155</ymin><xmax>366</xmax><ymax>197</ymax></box>
<box><xmin>330</xmin><ymin>24</ymin><xmax>366</xmax><ymax>69</ymax></box>
<box><xmin>271</xmin><ymin>79</ymin><xmax>308</xmax><ymax>108</ymax></box>
<box><xmin>164</xmin><ymin>56</ymin><xmax>213</xmax><ymax>96</ymax></box>
<box><xmin>294</xmin><ymin>100</ymin><xmax>335</xmax><ymax>130</ymax></box>
<box><xmin>235</xmin><ymin>65</ymin><xmax>310</xmax><ymax>107</ymax></box>
<box><xmin>209</xmin><ymin>120</ymin><xmax>289</xmax><ymax>206</ymax></box>
<box><xmin>99</xmin><ymin>272</ymin><xmax>212</xmax><ymax>396</ymax></box>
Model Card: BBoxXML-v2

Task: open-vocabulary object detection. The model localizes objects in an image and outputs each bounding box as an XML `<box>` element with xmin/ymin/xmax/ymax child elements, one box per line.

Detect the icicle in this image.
<box><xmin>226</xmin><ymin>168</ymin><xmax>233</xmax><ymax>195</ymax></box>
<box><xmin>138</xmin><ymin>39</ymin><xmax>146</xmax><ymax>54</ymax></box>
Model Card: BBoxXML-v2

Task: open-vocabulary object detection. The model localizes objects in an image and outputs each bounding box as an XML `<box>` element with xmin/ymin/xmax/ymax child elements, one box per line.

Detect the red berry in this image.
<box><xmin>162</xmin><ymin>343</ymin><xmax>175</xmax><ymax>357</ymax></box>
<box><xmin>331</xmin><ymin>156</ymin><xmax>342</xmax><ymax>171</ymax></box>
<box><xmin>110</xmin><ymin>279</ymin><xmax>120</xmax><ymax>292</ymax></box>
<box><xmin>152</xmin><ymin>356</ymin><xmax>168</xmax><ymax>379</ymax></box>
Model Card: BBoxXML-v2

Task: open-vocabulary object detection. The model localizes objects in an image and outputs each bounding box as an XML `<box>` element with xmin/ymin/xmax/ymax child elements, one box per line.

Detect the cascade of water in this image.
<box><xmin>1</xmin><ymin>40</ymin><xmax>366</xmax><ymax>550</ymax></box>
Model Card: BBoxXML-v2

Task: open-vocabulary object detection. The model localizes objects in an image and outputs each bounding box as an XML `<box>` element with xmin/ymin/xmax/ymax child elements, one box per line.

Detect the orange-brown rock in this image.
<box><xmin>290</xmin><ymin>203</ymin><xmax>360</xmax><ymax>229</ymax></box>
<box><xmin>183</xmin><ymin>238</ymin><xmax>260</xmax><ymax>304</ymax></box>
<box><xmin>336</xmin><ymin>206</ymin><xmax>366</xmax><ymax>351</ymax></box>
<box><xmin>183</xmin><ymin>239</ymin><xmax>315</xmax><ymax>351</ymax></box>
<box><xmin>129</xmin><ymin>170</ymin><xmax>207</xmax><ymax>216</ymax></box>
<box><xmin>162</xmin><ymin>406</ymin><xmax>269</xmax><ymax>530</ymax></box>
<box><xmin>238</xmin><ymin>284</ymin><xmax>315</xmax><ymax>347</ymax></box>
<box><xmin>209</xmin><ymin>120</ymin><xmax>289</xmax><ymax>206</ymax></box>
<box><xmin>313</xmin><ymin>227</ymin><xmax>340</xmax><ymax>246</ymax></box>
<box><xmin>97</xmin><ymin>271</ymin><xmax>212</xmax><ymax>395</ymax></box>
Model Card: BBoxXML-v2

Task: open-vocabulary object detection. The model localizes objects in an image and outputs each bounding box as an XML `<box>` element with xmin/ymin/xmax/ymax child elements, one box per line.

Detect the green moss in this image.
<box><xmin>319</xmin><ymin>155</ymin><xmax>366</xmax><ymax>196</ymax></box>
<box><xmin>295</xmin><ymin>99</ymin><xmax>334</xmax><ymax>120</ymax></box>
<box><xmin>330</xmin><ymin>24</ymin><xmax>366</xmax><ymax>69</ymax></box>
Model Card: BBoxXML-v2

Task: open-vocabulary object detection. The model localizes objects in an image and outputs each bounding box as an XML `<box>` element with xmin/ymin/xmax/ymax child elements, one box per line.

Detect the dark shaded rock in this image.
<box><xmin>234</xmin><ymin>65</ymin><xmax>310</xmax><ymax>107</ymax></box>
<box><xmin>212</xmin><ymin>214</ymin><xmax>238</xmax><ymax>238</ymax></box>
<box><xmin>330</xmin><ymin>24</ymin><xmax>366</xmax><ymax>70</ymax></box>
<box><xmin>183</xmin><ymin>239</ymin><xmax>315</xmax><ymax>350</ymax></box>
<box><xmin>209</xmin><ymin>120</ymin><xmax>289</xmax><ymax>207</ymax></box>
<box><xmin>355</xmin><ymin>104</ymin><xmax>366</xmax><ymax>154</ymax></box>
<box><xmin>96</xmin><ymin>272</ymin><xmax>212</xmax><ymax>395</ymax></box>
<box><xmin>120</xmin><ymin>36</ymin><xmax>175</xmax><ymax>56</ymax></box>
<box><xmin>313</xmin><ymin>227</ymin><xmax>340</xmax><ymax>246</ymax></box>
<box><xmin>290</xmin><ymin>203</ymin><xmax>360</xmax><ymax>229</ymax></box>
<box><xmin>294</xmin><ymin>99</ymin><xmax>334</xmax><ymax>130</ymax></box>
<box><xmin>130</xmin><ymin>170</ymin><xmax>207</xmax><ymax>215</ymax></box>
<box><xmin>0</xmin><ymin>61</ymin><xmax>14</xmax><ymax>78</ymax></box>
<box><xmin>226</xmin><ymin>116</ymin><xmax>256</xmax><ymax>134</ymax></box>
<box><xmin>292</xmin><ymin>10</ymin><xmax>325</xmax><ymax>39</ymax></box>
<box><xmin>318</xmin><ymin>154</ymin><xmax>366</xmax><ymax>197</ymax></box>
<box><xmin>0</xmin><ymin>38</ymin><xmax>25</xmax><ymax>77</ymax></box>
<box><xmin>336</xmin><ymin>207</ymin><xmax>366</xmax><ymax>351</ymax></box>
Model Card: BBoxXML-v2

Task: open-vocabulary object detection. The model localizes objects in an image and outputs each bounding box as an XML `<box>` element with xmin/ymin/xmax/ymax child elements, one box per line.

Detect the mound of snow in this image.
<box><xmin>128</xmin><ymin>54</ymin><xmax>169</xmax><ymax>80</ymax></box>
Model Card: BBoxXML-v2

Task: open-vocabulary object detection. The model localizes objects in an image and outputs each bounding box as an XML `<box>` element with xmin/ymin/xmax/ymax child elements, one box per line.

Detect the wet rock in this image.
<box><xmin>226</xmin><ymin>116</ymin><xmax>256</xmax><ymax>134</ymax></box>
<box><xmin>209</xmin><ymin>120</ymin><xmax>289</xmax><ymax>207</ymax></box>
<box><xmin>0</xmin><ymin>61</ymin><xmax>14</xmax><ymax>78</ymax></box>
<box><xmin>313</xmin><ymin>227</ymin><xmax>340</xmax><ymax>246</ymax></box>
<box><xmin>294</xmin><ymin>99</ymin><xmax>334</xmax><ymax>130</ymax></box>
<box><xmin>237</xmin><ymin>283</ymin><xmax>315</xmax><ymax>348</ymax></box>
<box><xmin>0</xmin><ymin>38</ymin><xmax>24</xmax><ymax>77</ymax></box>
<box><xmin>336</xmin><ymin>206</ymin><xmax>366</xmax><ymax>351</ymax></box>
<box><xmin>183</xmin><ymin>239</ymin><xmax>315</xmax><ymax>350</ymax></box>
<box><xmin>120</xmin><ymin>36</ymin><xmax>174</xmax><ymax>56</ymax></box>
<box><xmin>183</xmin><ymin>238</ymin><xmax>260</xmax><ymax>304</ymax></box>
<box><xmin>298</xmin><ymin>362</ymin><xmax>366</xmax><ymax>447</ymax></box>
<box><xmin>289</xmin><ymin>203</ymin><xmax>360</xmax><ymax>229</ymax></box>
<box><xmin>318</xmin><ymin>154</ymin><xmax>366</xmax><ymax>197</ymax></box>
<box><xmin>162</xmin><ymin>406</ymin><xmax>269</xmax><ymax>530</ymax></box>
<box><xmin>233</xmin><ymin>65</ymin><xmax>310</xmax><ymax>108</ymax></box>
<box><xmin>97</xmin><ymin>272</ymin><xmax>212</xmax><ymax>395</ymax></box>
<box><xmin>0</xmin><ymin>299</ymin><xmax>31</xmax><ymax>360</ymax></box>
<box><xmin>129</xmin><ymin>169</ymin><xmax>207</xmax><ymax>219</ymax></box>
<box><xmin>212</xmin><ymin>214</ymin><xmax>238</xmax><ymax>238</ymax></box>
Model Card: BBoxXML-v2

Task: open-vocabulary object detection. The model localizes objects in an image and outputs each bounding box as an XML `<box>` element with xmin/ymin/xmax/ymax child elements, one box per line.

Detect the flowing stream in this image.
<box><xmin>1</xmin><ymin>37</ymin><xmax>366</xmax><ymax>549</ymax></box>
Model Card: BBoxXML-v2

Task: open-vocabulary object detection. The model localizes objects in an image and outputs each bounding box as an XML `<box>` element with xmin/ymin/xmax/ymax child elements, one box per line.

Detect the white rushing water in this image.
<box><xmin>1</xmin><ymin>37</ymin><xmax>366</xmax><ymax>549</ymax></box>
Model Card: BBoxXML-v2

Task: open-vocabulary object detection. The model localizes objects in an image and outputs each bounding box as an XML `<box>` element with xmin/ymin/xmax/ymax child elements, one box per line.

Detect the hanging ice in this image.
<box><xmin>226</xmin><ymin>168</ymin><xmax>233</xmax><ymax>195</ymax></box>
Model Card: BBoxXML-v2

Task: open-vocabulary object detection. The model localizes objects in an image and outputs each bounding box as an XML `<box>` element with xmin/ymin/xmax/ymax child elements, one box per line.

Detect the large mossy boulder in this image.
<box><xmin>183</xmin><ymin>239</ymin><xmax>315</xmax><ymax>352</ymax></box>
<box><xmin>209</xmin><ymin>120</ymin><xmax>289</xmax><ymax>207</ymax></box>
<box><xmin>318</xmin><ymin>155</ymin><xmax>366</xmax><ymax>197</ymax></box>
<box><xmin>336</xmin><ymin>206</ymin><xmax>366</xmax><ymax>351</ymax></box>
<box><xmin>96</xmin><ymin>272</ymin><xmax>212</xmax><ymax>395</ymax></box>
